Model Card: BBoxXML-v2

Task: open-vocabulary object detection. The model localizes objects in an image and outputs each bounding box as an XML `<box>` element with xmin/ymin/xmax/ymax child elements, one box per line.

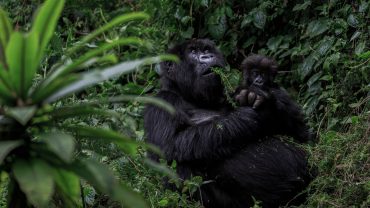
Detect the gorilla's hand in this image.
<box><xmin>235</xmin><ymin>88</ymin><xmax>270</xmax><ymax>109</ymax></box>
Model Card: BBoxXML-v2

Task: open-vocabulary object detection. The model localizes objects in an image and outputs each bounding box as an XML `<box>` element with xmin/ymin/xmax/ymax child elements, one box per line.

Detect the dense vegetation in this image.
<box><xmin>0</xmin><ymin>0</ymin><xmax>369</xmax><ymax>207</ymax></box>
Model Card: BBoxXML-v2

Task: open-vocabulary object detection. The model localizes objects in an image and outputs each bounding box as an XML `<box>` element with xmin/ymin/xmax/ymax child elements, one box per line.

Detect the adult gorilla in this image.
<box><xmin>144</xmin><ymin>39</ymin><xmax>313</xmax><ymax>208</ymax></box>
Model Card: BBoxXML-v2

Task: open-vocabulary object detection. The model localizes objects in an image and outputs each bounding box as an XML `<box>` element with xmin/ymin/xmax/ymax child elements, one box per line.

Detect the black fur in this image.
<box><xmin>236</xmin><ymin>55</ymin><xmax>312</xmax><ymax>143</ymax></box>
<box><xmin>144</xmin><ymin>39</ymin><xmax>314</xmax><ymax>208</ymax></box>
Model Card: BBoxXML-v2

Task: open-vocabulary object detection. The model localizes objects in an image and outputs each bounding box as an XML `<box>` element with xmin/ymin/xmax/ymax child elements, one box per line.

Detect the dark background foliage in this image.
<box><xmin>0</xmin><ymin>0</ymin><xmax>369</xmax><ymax>207</ymax></box>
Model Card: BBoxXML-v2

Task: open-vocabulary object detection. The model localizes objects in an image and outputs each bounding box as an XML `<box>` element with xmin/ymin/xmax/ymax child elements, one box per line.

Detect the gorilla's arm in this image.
<box><xmin>144</xmin><ymin>91</ymin><xmax>266</xmax><ymax>162</ymax></box>
<box><xmin>271</xmin><ymin>88</ymin><xmax>312</xmax><ymax>142</ymax></box>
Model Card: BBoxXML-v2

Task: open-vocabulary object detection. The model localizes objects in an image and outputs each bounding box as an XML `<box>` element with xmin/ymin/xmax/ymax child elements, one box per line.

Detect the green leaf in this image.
<box><xmin>200</xmin><ymin>0</ymin><xmax>209</xmax><ymax>8</ymax></box>
<box><xmin>292</xmin><ymin>1</ymin><xmax>312</xmax><ymax>11</ymax></box>
<box><xmin>0</xmin><ymin>141</ymin><xmax>22</xmax><ymax>164</ymax></box>
<box><xmin>24</xmin><ymin>32</ymin><xmax>39</xmax><ymax>94</ymax></box>
<box><xmin>13</xmin><ymin>159</ymin><xmax>54</xmax><ymax>207</ymax></box>
<box><xmin>355</xmin><ymin>41</ymin><xmax>366</xmax><ymax>55</ymax></box>
<box><xmin>47</xmin><ymin>37</ymin><xmax>143</xmax><ymax>83</ymax></box>
<box><xmin>350</xmin><ymin>31</ymin><xmax>362</xmax><ymax>42</ymax></box>
<box><xmin>242</xmin><ymin>36</ymin><xmax>257</xmax><ymax>48</ymax></box>
<box><xmin>44</xmin><ymin>55</ymin><xmax>177</xmax><ymax>103</ymax></box>
<box><xmin>305</xmin><ymin>19</ymin><xmax>329</xmax><ymax>38</ymax></box>
<box><xmin>0</xmin><ymin>63</ymin><xmax>13</xmax><ymax>93</ymax></box>
<box><xmin>181</xmin><ymin>27</ymin><xmax>194</xmax><ymax>39</ymax></box>
<box><xmin>31</xmin><ymin>0</ymin><xmax>65</xmax><ymax>60</ymax></box>
<box><xmin>83</xmin><ymin>185</ymin><xmax>96</xmax><ymax>205</ymax></box>
<box><xmin>158</xmin><ymin>199</ymin><xmax>169</xmax><ymax>207</ymax></box>
<box><xmin>70</xmin><ymin>159</ymin><xmax>148</xmax><ymax>208</ymax></box>
<box><xmin>253</xmin><ymin>10</ymin><xmax>266</xmax><ymax>29</ymax></box>
<box><xmin>5</xmin><ymin>32</ymin><xmax>39</xmax><ymax>98</ymax></box>
<box><xmin>307</xmin><ymin>71</ymin><xmax>322</xmax><ymax>87</ymax></box>
<box><xmin>6</xmin><ymin>106</ymin><xmax>37</xmax><ymax>125</ymax></box>
<box><xmin>50</xmin><ymin>105</ymin><xmax>119</xmax><ymax>120</ymax></box>
<box><xmin>358</xmin><ymin>51</ymin><xmax>370</xmax><ymax>59</ymax></box>
<box><xmin>298</xmin><ymin>55</ymin><xmax>316</xmax><ymax>80</ymax></box>
<box><xmin>67</xmin><ymin>12</ymin><xmax>149</xmax><ymax>56</ymax></box>
<box><xmin>65</xmin><ymin>125</ymin><xmax>140</xmax><ymax>155</ymax></box>
<box><xmin>31</xmin><ymin>74</ymin><xmax>79</xmax><ymax>104</ymax></box>
<box><xmin>359</xmin><ymin>1</ymin><xmax>369</xmax><ymax>12</ymax></box>
<box><xmin>80</xmin><ymin>53</ymin><xmax>119</xmax><ymax>67</ymax></box>
<box><xmin>323</xmin><ymin>53</ymin><xmax>340</xmax><ymax>70</ymax></box>
<box><xmin>207</xmin><ymin>8</ymin><xmax>227</xmax><ymax>39</ymax></box>
<box><xmin>107</xmin><ymin>95</ymin><xmax>175</xmax><ymax>115</ymax></box>
<box><xmin>267</xmin><ymin>36</ymin><xmax>284</xmax><ymax>52</ymax></box>
<box><xmin>180</xmin><ymin>16</ymin><xmax>192</xmax><ymax>24</ymax></box>
<box><xmin>347</xmin><ymin>14</ymin><xmax>359</xmax><ymax>28</ymax></box>
<box><xmin>316</xmin><ymin>36</ymin><xmax>334</xmax><ymax>56</ymax></box>
<box><xmin>122</xmin><ymin>82</ymin><xmax>145</xmax><ymax>94</ymax></box>
<box><xmin>5</xmin><ymin>32</ymin><xmax>23</xmax><ymax>96</ymax></box>
<box><xmin>52</xmin><ymin>169</ymin><xmax>80</xmax><ymax>203</ymax></box>
<box><xmin>241</xmin><ymin>14</ymin><xmax>253</xmax><ymax>29</ymax></box>
<box><xmin>0</xmin><ymin>66</ymin><xmax>13</xmax><ymax>102</ymax></box>
<box><xmin>40</xmin><ymin>132</ymin><xmax>75</xmax><ymax>163</ymax></box>
<box><xmin>0</xmin><ymin>8</ymin><xmax>13</xmax><ymax>64</ymax></box>
<box><xmin>144</xmin><ymin>159</ymin><xmax>178</xmax><ymax>181</ymax></box>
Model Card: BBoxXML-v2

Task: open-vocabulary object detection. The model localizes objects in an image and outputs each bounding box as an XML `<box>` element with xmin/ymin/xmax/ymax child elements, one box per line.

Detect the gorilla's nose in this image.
<box><xmin>200</xmin><ymin>54</ymin><xmax>214</xmax><ymax>63</ymax></box>
<box><xmin>253</xmin><ymin>77</ymin><xmax>264</xmax><ymax>86</ymax></box>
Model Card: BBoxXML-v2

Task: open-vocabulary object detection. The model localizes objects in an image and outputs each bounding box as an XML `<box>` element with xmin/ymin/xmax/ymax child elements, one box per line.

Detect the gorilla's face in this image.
<box><xmin>184</xmin><ymin>40</ymin><xmax>226</xmax><ymax>79</ymax></box>
<box><xmin>161</xmin><ymin>39</ymin><xmax>226</xmax><ymax>107</ymax></box>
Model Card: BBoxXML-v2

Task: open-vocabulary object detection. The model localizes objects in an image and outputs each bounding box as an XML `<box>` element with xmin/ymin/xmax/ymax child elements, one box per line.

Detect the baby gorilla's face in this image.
<box><xmin>247</xmin><ymin>68</ymin><xmax>273</xmax><ymax>90</ymax></box>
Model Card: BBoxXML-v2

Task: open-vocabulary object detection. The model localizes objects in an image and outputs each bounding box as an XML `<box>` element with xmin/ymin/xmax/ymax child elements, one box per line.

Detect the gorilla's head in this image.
<box><xmin>160</xmin><ymin>39</ymin><xmax>226</xmax><ymax>107</ymax></box>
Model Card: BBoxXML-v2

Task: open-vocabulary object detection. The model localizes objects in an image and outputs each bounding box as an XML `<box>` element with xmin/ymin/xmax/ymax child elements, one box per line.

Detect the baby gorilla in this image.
<box><xmin>235</xmin><ymin>55</ymin><xmax>278</xmax><ymax>108</ymax></box>
<box><xmin>235</xmin><ymin>54</ymin><xmax>312</xmax><ymax>143</ymax></box>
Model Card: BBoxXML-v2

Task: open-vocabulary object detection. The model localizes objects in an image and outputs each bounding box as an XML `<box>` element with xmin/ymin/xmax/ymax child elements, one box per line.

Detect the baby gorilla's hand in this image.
<box><xmin>235</xmin><ymin>88</ymin><xmax>270</xmax><ymax>109</ymax></box>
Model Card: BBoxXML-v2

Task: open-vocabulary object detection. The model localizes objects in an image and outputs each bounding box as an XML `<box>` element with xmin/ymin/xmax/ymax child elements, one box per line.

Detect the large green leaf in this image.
<box><xmin>24</xmin><ymin>32</ymin><xmax>39</xmax><ymax>95</ymax></box>
<box><xmin>0</xmin><ymin>63</ymin><xmax>12</xmax><ymax>92</ymax></box>
<box><xmin>52</xmin><ymin>169</ymin><xmax>81</xmax><ymax>204</ymax></box>
<box><xmin>5</xmin><ymin>32</ymin><xmax>39</xmax><ymax>98</ymax></box>
<box><xmin>0</xmin><ymin>141</ymin><xmax>22</xmax><ymax>164</ymax></box>
<box><xmin>65</xmin><ymin>125</ymin><xmax>140</xmax><ymax>155</ymax></box>
<box><xmin>70</xmin><ymin>159</ymin><xmax>148</xmax><ymax>208</ymax></box>
<box><xmin>358</xmin><ymin>51</ymin><xmax>370</xmax><ymax>59</ymax></box>
<box><xmin>5</xmin><ymin>32</ymin><xmax>23</xmax><ymax>96</ymax></box>
<box><xmin>40</xmin><ymin>132</ymin><xmax>76</xmax><ymax>163</ymax></box>
<box><xmin>144</xmin><ymin>159</ymin><xmax>178</xmax><ymax>181</ymax></box>
<box><xmin>50</xmin><ymin>105</ymin><xmax>119</xmax><ymax>120</ymax></box>
<box><xmin>6</xmin><ymin>106</ymin><xmax>37</xmax><ymax>125</ymax></box>
<box><xmin>207</xmin><ymin>7</ymin><xmax>227</xmax><ymax>40</ymax></box>
<box><xmin>67</xmin><ymin>12</ymin><xmax>149</xmax><ymax>56</ymax></box>
<box><xmin>44</xmin><ymin>55</ymin><xmax>176</xmax><ymax>103</ymax></box>
<box><xmin>107</xmin><ymin>95</ymin><xmax>175</xmax><ymax>115</ymax></box>
<box><xmin>0</xmin><ymin>65</ymin><xmax>12</xmax><ymax>102</ymax></box>
<box><xmin>31</xmin><ymin>74</ymin><xmax>79</xmax><ymax>104</ymax></box>
<box><xmin>253</xmin><ymin>10</ymin><xmax>266</xmax><ymax>29</ymax></box>
<box><xmin>292</xmin><ymin>1</ymin><xmax>312</xmax><ymax>11</ymax></box>
<box><xmin>45</xmin><ymin>37</ymin><xmax>143</xmax><ymax>85</ymax></box>
<box><xmin>347</xmin><ymin>14</ymin><xmax>359</xmax><ymax>28</ymax></box>
<box><xmin>305</xmin><ymin>19</ymin><xmax>329</xmax><ymax>38</ymax></box>
<box><xmin>31</xmin><ymin>0</ymin><xmax>65</xmax><ymax>60</ymax></box>
<box><xmin>355</xmin><ymin>41</ymin><xmax>366</xmax><ymax>55</ymax></box>
<box><xmin>0</xmin><ymin>8</ymin><xmax>12</xmax><ymax>64</ymax></box>
<box><xmin>13</xmin><ymin>159</ymin><xmax>54</xmax><ymax>207</ymax></box>
<box><xmin>298</xmin><ymin>55</ymin><xmax>316</xmax><ymax>80</ymax></box>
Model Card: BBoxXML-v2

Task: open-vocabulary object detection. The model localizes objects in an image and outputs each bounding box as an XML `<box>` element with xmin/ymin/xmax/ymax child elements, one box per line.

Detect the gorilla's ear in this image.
<box><xmin>270</xmin><ymin>65</ymin><xmax>278</xmax><ymax>78</ymax></box>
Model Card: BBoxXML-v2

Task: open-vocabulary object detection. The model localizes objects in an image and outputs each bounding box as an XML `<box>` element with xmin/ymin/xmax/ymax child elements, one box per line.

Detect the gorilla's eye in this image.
<box><xmin>252</xmin><ymin>70</ymin><xmax>259</xmax><ymax>76</ymax></box>
<box><xmin>191</xmin><ymin>49</ymin><xmax>196</xmax><ymax>54</ymax></box>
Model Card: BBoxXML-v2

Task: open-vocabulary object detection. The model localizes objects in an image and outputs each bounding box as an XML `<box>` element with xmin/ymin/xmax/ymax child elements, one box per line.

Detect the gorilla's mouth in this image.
<box><xmin>252</xmin><ymin>82</ymin><xmax>264</xmax><ymax>87</ymax></box>
<box><xmin>202</xmin><ymin>69</ymin><xmax>214</xmax><ymax>76</ymax></box>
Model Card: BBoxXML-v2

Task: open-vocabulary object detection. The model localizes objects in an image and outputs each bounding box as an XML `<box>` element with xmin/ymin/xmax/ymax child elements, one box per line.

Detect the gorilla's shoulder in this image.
<box><xmin>152</xmin><ymin>90</ymin><xmax>186</xmax><ymax>108</ymax></box>
<box><xmin>144</xmin><ymin>90</ymin><xmax>186</xmax><ymax>118</ymax></box>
